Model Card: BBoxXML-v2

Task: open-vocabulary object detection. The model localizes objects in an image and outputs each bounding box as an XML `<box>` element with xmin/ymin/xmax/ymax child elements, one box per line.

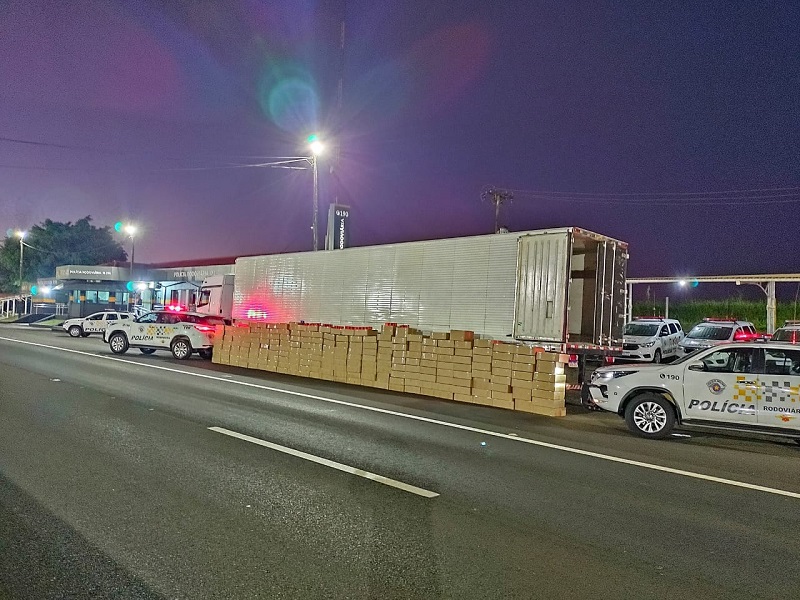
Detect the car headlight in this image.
<box><xmin>640</xmin><ymin>341</ymin><xmax>656</xmax><ymax>347</ymax></box>
<box><xmin>592</xmin><ymin>370</ymin><xmax>637</xmax><ymax>382</ymax></box>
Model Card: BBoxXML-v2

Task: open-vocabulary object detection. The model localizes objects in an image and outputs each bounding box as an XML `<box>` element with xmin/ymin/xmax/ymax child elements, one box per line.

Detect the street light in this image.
<box><xmin>15</xmin><ymin>230</ymin><xmax>26</xmax><ymax>314</ymax></box>
<box><xmin>308</xmin><ymin>134</ymin><xmax>325</xmax><ymax>251</ymax></box>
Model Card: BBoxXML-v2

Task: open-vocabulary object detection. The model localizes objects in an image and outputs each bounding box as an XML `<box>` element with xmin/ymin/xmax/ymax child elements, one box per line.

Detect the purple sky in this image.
<box><xmin>1</xmin><ymin>0</ymin><xmax>798</xmax><ymax>279</ymax></box>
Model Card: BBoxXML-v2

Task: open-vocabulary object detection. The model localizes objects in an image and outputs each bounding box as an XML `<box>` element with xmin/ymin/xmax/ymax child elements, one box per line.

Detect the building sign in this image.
<box><xmin>55</xmin><ymin>265</ymin><xmax>119</xmax><ymax>280</ymax></box>
<box><xmin>326</xmin><ymin>204</ymin><xmax>350</xmax><ymax>250</ymax></box>
<box><xmin>149</xmin><ymin>264</ymin><xmax>234</xmax><ymax>283</ymax></box>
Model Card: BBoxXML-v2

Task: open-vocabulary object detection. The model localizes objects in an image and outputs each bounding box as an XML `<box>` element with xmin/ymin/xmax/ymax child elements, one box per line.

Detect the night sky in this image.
<box><xmin>1</xmin><ymin>0</ymin><xmax>798</xmax><ymax>280</ymax></box>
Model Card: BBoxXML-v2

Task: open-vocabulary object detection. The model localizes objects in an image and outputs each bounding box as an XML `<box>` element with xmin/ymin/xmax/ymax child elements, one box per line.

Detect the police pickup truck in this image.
<box><xmin>104</xmin><ymin>309</ymin><xmax>224</xmax><ymax>359</ymax></box>
<box><xmin>585</xmin><ymin>341</ymin><xmax>800</xmax><ymax>440</ymax></box>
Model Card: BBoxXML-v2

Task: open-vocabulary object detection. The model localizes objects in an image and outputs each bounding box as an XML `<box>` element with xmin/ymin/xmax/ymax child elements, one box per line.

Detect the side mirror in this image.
<box><xmin>688</xmin><ymin>361</ymin><xmax>705</xmax><ymax>372</ymax></box>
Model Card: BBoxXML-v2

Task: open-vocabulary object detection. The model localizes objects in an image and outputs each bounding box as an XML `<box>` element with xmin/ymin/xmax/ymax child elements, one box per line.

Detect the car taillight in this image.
<box><xmin>734</xmin><ymin>331</ymin><xmax>753</xmax><ymax>341</ymax></box>
<box><xmin>194</xmin><ymin>324</ymin><xmax>215</xmax><ymax>333</ymax></box>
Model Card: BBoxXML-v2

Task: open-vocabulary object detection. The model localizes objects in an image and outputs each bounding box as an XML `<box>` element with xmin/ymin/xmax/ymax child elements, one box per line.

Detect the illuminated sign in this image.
<box><xmin>326</xmin><ymin>204</ymin><xmax>350</xmax><ymax>250</ymax></box>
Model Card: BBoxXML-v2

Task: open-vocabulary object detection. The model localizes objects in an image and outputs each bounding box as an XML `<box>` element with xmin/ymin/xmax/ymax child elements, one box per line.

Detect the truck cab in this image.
<box><xmin>196</xmin><ymin>274</ymin><xmax>234</xmax><ymax>323</ymax></box>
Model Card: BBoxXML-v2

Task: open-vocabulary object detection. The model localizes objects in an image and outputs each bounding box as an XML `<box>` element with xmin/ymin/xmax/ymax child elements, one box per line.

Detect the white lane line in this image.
<box><xmin>4</xmin><ymin>335</ymin><xmax>800</xmax><ymax>501</ymax></box>
<box><xmin>208</xmin><ymin>426</ymin><xmax>439</xmax><ymax>498</ymax></box>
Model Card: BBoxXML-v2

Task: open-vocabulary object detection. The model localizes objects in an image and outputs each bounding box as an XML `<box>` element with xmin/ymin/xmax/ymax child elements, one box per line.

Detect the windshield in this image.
<box><xmin>772</xmin><ymin>328</ymin><xmax>800</xmax><ymax>343</ymax></box>
<box><xmin>624</xmin><ymin>323</ymin><xmax>659</xmax><ymax>337</ymax></box>
<box><xmin>197</xmin><ymin>289</ymin><xmax>211</xmax><ymax>307</ymax></box>
<box><xmin>686</xmin><ymin>325</ymin><xmax>732</xmax><ymax>340</ymax></box>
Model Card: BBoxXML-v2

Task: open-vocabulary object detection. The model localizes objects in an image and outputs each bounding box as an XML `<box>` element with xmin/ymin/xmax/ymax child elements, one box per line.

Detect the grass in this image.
<box><xmin>632</xmin><ymin>299</ymin><xmax>799</xmax><ymax>332</ymax></box>
<box><xmin>30</xmin><ymin>318</ymin><xmax>66</xmax><ymax>327</ymax></box>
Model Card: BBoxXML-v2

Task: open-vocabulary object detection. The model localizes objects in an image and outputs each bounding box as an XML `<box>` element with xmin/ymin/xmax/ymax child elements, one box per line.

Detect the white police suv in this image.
<box><xmin>586</xmin><ymin>341</ymin><xmax>800</xmax><ymax>440</ymax></box>
<box><xmin>104</xmin><ymin>310</ymin><xmax>224</xmax><ymax>359</ymax></box>
<box><xmin>62</xmin><ymin>311</ymin><xmax>132</xmax><ymax>337</ymax></box>
<box><xmin>678</xmin><ymin>318</ymin><xmax>757</xmax><ymax>356</ymax></box>
<box><xmin>621</xmin><ymin>317</ymin><xmax>684</xmax><ymax>363</ymax></box>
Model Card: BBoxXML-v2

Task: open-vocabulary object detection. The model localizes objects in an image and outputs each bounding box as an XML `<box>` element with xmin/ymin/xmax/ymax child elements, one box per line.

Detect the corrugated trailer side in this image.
<box><xmin>233</xmin><ymin>232</ymin><xmax>524</xmax><ymax>338</ymax></box>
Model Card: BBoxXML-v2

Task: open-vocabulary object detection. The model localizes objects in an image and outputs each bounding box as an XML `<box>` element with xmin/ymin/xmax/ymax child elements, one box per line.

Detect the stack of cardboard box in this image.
<box><xmin>212</xmin><ymin>321</ymin><xmax>568</xmax><ymax>417</ymax></box>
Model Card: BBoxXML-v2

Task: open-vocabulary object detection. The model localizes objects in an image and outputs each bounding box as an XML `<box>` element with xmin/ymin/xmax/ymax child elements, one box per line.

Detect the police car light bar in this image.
<box><xmin>632</xmin><ymin>316</ymin><xmax>665</xmax><ymax>320</ymax></box>
<box><xmin>703</xmin><ymin>316</ymin><xmax>738</xmax><ymax>322</ymax></box>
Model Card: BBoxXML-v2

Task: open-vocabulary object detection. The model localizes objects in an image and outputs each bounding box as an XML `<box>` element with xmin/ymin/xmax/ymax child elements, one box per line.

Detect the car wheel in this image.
<box><xmin>108</xmin><ymin>332</ymin><xmax>129</xmax><ymax>355</ymax></box>
<box><xmin>652</xmin><ymin>349</ymin><xmax>662</xmax><ymax>364</ymax></box>
<box><xmin>139</xmin><ymin>348</ymin><xmax>156</xmax><ymax>355</ymax></box>
<box><xmin>624</xmin><ymin>393</ymin><xmax>676</xmax><ymax>439</ymax></box>
<box><xmin>171</xmin><ymin>338</ymin><xmax>192</xmax><ymax>360</ymax></box>
<box><xmin>198</xmin><ymin>348</ymin><xmax>213</xmax><ymax>360</ymax></box>
<box><xmin>68</xmin><ymin>325</ymin><xmax>82</xmax><ymax>338</ymax></box>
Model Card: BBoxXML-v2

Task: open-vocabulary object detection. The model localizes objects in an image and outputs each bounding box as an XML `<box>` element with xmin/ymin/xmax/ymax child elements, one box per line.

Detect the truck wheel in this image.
<box><xmin>108</xmin><ymin>332</ymin><xmax>129</xmax><ymax>355</ymax></box>
<box><xmin>198</xmin><ymin>348</ymin><xmax>213</xmax><ymax>360</ymax></box>
<box><xmin>624</xmin><ymin>393</ymin><xmax>675</xmax><ymax>439</ymax></box>
<box><xmin>68</xmin><ymin>325</ymin><xmax>83</xmax><ymax>338</ymax></box>
<box><xmin>652</xmin><ymin>350</ymin><xmax>662</xmax><ymax>364</ymax></box>
<box><xmin>139</xmin><ymin>348</ymin><xmax>156</xmax><ymax>355</ymax></box>
<box><xmin>170</xmin><ymin>338</ymin><xmax>192</xmax><ymax>360</ymax></box>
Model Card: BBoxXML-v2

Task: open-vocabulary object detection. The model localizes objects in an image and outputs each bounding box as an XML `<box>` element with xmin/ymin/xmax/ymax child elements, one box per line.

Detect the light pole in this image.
<box><xmin>124</xmin><ymin>225</ymin><xmax>137</xmax><ymax>311</ymax></box>
<box><xmin>15</xmin><ymin>230</ymin><xmax>26</xmax><ymax>314</ymax></box>
<box><xmin>308</xmin><ymin>135</ymin><xmax>325</xmax><ymax>251</ymax></box>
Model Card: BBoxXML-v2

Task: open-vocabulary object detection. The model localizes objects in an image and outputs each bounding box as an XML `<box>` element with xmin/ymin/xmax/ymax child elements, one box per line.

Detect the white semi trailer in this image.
<box><xmin>197</xmin><ymin>227</ymin><xmax>628</xmax><ymax>354</ymax></box>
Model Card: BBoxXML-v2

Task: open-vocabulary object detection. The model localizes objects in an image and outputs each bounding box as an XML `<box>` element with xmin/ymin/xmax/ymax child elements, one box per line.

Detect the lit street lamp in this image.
<box><xmin>308</xmin><ymin>134</ymin><xmax>325</xmax><ymax>251</ymax></box>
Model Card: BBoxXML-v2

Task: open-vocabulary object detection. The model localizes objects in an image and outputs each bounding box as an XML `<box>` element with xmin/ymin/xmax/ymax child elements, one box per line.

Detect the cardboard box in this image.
<box><xmin>474</xmin><ymin>339</ymin><xmax>492</xmax><ymax>348</ymax></box>
<box><xmin>534</xmin><ymin>372</ymin><xmax>567</xmax><ymax>384</ymax></box>
<box><xmin>536</xmin><ymin>360</ymin><xmax>565</xmax><ymax>375</ymax></box>
<box><xmin>512</xmin><ymin>370</ymin><xmax>534</xmax><ymax>381</ymax></box>
<box><xmin>492</xmin><ymin>367</ymin><xmax>512</xmax><ymax>378</ymax></box>
<box><xmin>454</xmin><ymin>393</ymin><xmax>474</xmax><ymax>403</ymax></box>
<box><xmin>511</xmin><ymin>378</ymin><xmax>536</xmax><ymax>390</ymax></box>
<box><xmin>492</xmin><ymin>396</ymin><xmax>515</xmax><ymax>410</ymax></box>
<box><xmin>491</xmin><ymin>359</ymin><xmax>513</xmax><ymax>371</ymax></box>
<box><xmin>512</xmin><ymin>388</ymin><xmax>533</xmax><ymax>400</ymax></box>
<box><xmin>449</xmin><ymin>330</ymin><xmax>475</xmax><ymax>342</ymax></box>
<box><xmin>489</xmin><ymin>381</ymin><xmax>511</xmax><ymax>392</ymax></box>
<box><xmin>431</xmin><ymin>331</ymin><xmax>449</xmax><ymax>340</ymax></box>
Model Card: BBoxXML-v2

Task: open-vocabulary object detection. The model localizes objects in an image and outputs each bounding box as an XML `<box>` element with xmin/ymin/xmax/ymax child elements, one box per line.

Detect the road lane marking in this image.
<box><xmin>3</xmin><ymin>335</ymin><xmax>800</xmax><ymax>501</ymax></box>
<box><xmin>208</xmin><ymin>426</ymin><xmax>439</xmax><ymax>498</ymax></box>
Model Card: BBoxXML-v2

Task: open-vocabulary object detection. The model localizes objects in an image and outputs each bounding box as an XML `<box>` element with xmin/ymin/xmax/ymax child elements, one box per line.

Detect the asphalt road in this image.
<box><xmin>1</xmin><ymin>325</ymin><xmax>799</xmax><ymax>599</ymax></box>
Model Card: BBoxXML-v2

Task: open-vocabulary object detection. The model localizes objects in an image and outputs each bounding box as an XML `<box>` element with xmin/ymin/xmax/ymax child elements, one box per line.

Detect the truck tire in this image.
<box><xmin>624</xmin><ymin>393</ymin><xmax>675</xmax><ymax>439</ymax></box>
<box><xmin>68</xmin><ymin>325</ymin><xmax>83</xmax><ymax>338</ymax></box>
<box><xmin>108</xmin><ymin>332</ymin><xmax>129</xmax><ymax>355</ymax></box>
<box><xmin>198</xmin><ymin>348</ymin><xmax>213</xmax><ymax>360</ymax></box>
<box><xmin>171</xmin><ymin>338</ymin><xmax>192</xmax><ymax>360</ymax></box>
<box><xmin>139</xmin><ymin>348</ymin><xmax>156</xmax><ymax>355</ymax></box>
<box><xmin>652</xmin><ymin>349</ymin><xmax>662</xmax><ymax>364</ymax></box>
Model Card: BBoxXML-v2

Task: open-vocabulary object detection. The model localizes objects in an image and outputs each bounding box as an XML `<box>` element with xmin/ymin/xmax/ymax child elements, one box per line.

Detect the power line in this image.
<box><xmin>506</xmin><ymin>185</ymin><xmax>800</xmax><ymax>197</ymax></box>
<box><xmin>0</xmin><ymin>158</ymin><xmax>311</xmax><ymax>173</ymax></box>
<box><xmin>507</xmin><ymin>187</ymin><xmax>800</xmax><ymax>206</ymax></box>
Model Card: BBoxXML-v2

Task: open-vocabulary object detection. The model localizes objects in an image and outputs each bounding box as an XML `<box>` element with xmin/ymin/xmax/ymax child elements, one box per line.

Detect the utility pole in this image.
<box><xmin>481</xmin><ymin>187</ymin><xmax>513</xmax><ymax>233</ymax></box>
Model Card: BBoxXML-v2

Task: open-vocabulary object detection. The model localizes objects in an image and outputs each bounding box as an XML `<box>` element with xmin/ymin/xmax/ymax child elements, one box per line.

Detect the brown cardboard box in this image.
<box><xmin>450</xmin><ymin>330</ymin><xmax>475</xmax><ymax>342</ymax></box>
<box><xmin>492</xmin><ymin>367</ymin><xmax>512</xmax><ymax>378</ymax></box>
<box><xmin>512</xmin><ymin>388</ymin><xmax>533</xmax><ymax>401</ymax></box>
<box><xmin>489</xmin><ymin>381</ymin><xmax>511</xmax><ymax>392</ymax></box>
<box><xmin>435</xmin><ymin>347</ymin><xmax>455</xmax><ymax>356</ymax></box>
<box><xmin>407</xmin><ymin>333</ymin><xmax>424</xmax><ymax>342</ymax></box>
<box><xmin>492</xmin><ymin>342</ymin><xmax>517</xmax><ymax>355</ymax></box>
<box><xmin>474</xmin><ymin>339</ymin><xmax>492</xmax><ymax>348</ymax></box>
<box><xmin>511</xmin><ymin>377</ymin><xmax>536</xmax><ymax>389</ymax></box>
<box><xmin>539</xmin><ymin>351</ymin><xmax>570</xmax><ymax>363</ymax></box>
<box><xmin>405</xmin><ymin>385</ymin><xmax>422</xmax><ymax>395</ymax></box>
<box><xmin>450</xmin><ymin>355</ymin><xmax>472</xmax><ymax>365</ymax></box>
<box><xmin>511</xmin><ymin>370</ymin><xmax>534</xmax><ymax>381</ymax></box>
<box><xmin>536</xmin><ymin>360</ymin><xmax>565</xmax><ymax>375</ymax></box>
<box><xmin>492</xmin><ymin>396</ymin><xmax>514</xmax><ymax>410</ymax></box>
<box><xmin>472</xmin><ymin>377</ymin><xmax>492</xmax><ymax>390</ymax></box>
<box><xmin>431</xmin><ymin>331</ymin><xmax>449</xmax><ymax>340</ymax></box>
<box><xmin>490</xmin><ymin>375</ymin><xmax>512</xmax><ymax>386</ymax></box>
<box><xmin>531</xmin><ymin>396</ymin><xmax>566</xmax><ymax>408</ymax></box>
<box><xmin>453</xmin><ymin>393</ymin><xmax>473</xmax><ymax>403</ymax></box>
<box><xmin>454</xmin><ymin>348</ymin><xmax>473</xmax><ymax>357</ymax></box>
<box><xmin>491</xmin><ymin>359</ymin><xmax>513</xmax><ymax>371</ymax></box>
<box><xmin>534</xmin><ymin>372</ymin><xmax>567</xmax><ymax>384</ymax></box>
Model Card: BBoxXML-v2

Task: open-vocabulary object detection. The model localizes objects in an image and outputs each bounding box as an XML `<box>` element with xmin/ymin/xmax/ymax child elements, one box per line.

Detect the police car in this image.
<box><xmin>770</xmin><ymin>321</ymin><xmax>800</xmax><ymax>344</ymax></box>
<box><xmin>621</xmin><ymin>317</ymin><xmax>684</xmax><ymax>363</ymax></box>
<box><xmin>678</xmin><ymin>318</ymin><xmax>757</xmax><ymax>356</ymax></box>
<box><xmin>585</xmin><ymin>341</ymin><xmax>800</xmax><ymax>440</ymax></box>
<box><xmin>62</xmin><ymin>311</ymin><xmax>133</xmax><ymax>337</ymax></box>
<box><xmin>104</xmin><ymin>309</ymin><xmax>224</xmax><ymax>359</ymax></box>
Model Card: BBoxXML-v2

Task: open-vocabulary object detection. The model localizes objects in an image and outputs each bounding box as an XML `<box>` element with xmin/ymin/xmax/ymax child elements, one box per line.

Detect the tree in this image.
<box><xmin>0</xmin><ymin>217</ymin><xmax>128</xmax><ymax>292</ymax></box>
